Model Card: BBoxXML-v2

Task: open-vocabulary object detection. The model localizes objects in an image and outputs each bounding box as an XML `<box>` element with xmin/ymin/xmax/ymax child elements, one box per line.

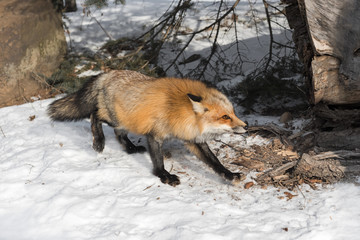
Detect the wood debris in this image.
<box><xmin>214</xmin><ymin>123</ymin><xmax>360</xmax><ymax>189</ymax></box>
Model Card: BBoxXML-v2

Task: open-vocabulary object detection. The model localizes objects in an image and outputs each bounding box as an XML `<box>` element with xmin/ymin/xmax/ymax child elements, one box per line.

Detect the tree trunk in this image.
<box><xmin>281</xmin><ymin>0</ymin><xmax>360</xmax><ymax>182</ymax></box>
<box><xmin>283</xmin><ymin>0</ymin><xmax>360</xmax><ymax>105</ymax></box>
<box><xmin>283</xmin><ymin>0</ymin><xmax>360</xmax><ymax>150</ymax></box>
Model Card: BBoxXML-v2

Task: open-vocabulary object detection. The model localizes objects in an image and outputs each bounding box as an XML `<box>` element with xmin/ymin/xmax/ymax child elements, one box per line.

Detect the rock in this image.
<box><xmin>0</xmin><ymin>0</ymin><xmax>67</xmax><ymax>107</ymax></box>
<box><xmin>279</xmin><ymin>112</ymin><xmax>293</xmax><ymax>124</ymax></box>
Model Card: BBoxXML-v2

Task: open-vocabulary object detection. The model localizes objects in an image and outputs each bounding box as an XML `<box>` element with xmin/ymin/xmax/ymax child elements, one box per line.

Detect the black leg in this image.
<box><xmin>91</xmin><ymin>113</ymin><xmax>105</xmax><ymax>152</ymax></box>
<box><xmin>114</xmin><ymin>129</ymin><xmax>146</xmax><ymax>154</ymax></box>
<box><xmin>147</xmin><ymin>134</ymin><xmax>180</xmax><ymax>186</ymax></box>
<box><xmin>185</xmin><ymin>142</ymin><xmax>245</xmax><ymax>183</ymax></box>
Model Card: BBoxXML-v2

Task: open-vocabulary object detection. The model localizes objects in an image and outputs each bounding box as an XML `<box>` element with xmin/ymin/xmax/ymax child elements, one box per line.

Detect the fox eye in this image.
<box><xmin>221</xmin><ymin>115</ymin><xmax>231</xmax><ymax>120</ymax></box>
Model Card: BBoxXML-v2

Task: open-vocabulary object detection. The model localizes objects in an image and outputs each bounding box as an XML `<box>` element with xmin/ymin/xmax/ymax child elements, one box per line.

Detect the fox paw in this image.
<box><xmin>157</xmin><ymin>172</ymin><xmax>180</xmax><ymax>186</ymax></box>
<box><xmin>231</xmin><ymin>172</ymin><xmax>246</xmax><ymax>186</ymax></box>
<box><xmin>93</xmin><ymin>139</ymin><xmax>105</xmax><ymax>153</ymax></box>
<box><xmin>222</xmin><ymin>172</ymin><xmax>246</xmax><ymax>185</ymax></box>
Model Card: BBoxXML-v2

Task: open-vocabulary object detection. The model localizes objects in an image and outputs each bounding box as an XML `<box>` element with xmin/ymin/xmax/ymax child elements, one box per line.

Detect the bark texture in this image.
<box><xmin>283</xmin><ymin>0</ymin><xmax>360</xmax><ymax>104</ymax></box>
<box><xmin>0</xmin><ymin>0</ymin><xmax>67</xmax><ymax>107</ymax></box>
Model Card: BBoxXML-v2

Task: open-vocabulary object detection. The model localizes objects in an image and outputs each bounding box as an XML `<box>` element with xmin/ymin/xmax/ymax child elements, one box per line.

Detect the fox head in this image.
<box><xmin>187</xmin><ymin>92</ymin><xmax>247</xmax><ymax>141</ymax></box>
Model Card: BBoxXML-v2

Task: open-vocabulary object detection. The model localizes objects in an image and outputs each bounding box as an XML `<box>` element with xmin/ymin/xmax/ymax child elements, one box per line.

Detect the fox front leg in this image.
<box><xmin>185</xmin><ymin>142</ymin><xmax>245</xmax><ymax>184</ymax></box>
<box><xmin>146</xmin><ymin>134</ymin><xmax>180</xmax><ymax>186</ymax></box>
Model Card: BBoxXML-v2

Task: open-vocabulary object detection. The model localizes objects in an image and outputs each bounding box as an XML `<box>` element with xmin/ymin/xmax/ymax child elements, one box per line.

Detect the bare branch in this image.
<box><xmin>262</xmin><ymin>0</ymin><xmax>273</xmax><ymax>72</ymax></box>
<box><xmin>165</xmin><ymin>0</ymin><xmax>240</xmax><ymax>73</ymax></box>
<box><xmin>91</xmin><ymin>14</ymin><xmax>114</xmax><ymax>40</ymax></box>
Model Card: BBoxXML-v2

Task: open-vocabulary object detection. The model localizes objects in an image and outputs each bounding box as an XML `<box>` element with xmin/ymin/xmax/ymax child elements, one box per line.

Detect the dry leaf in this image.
<box><xmin>272</xmin><ymin>175</ymin><xmax>289</xmax><ymax>181</ymax></box>
<box><xmin>309</xmin><ymin>179</ymin><xmax>323</xmax><ymax>184</ymax></box>
<box><xmin>284</xmin><ymin>191</ymin><xmax>297</xmax><ymax>201</ymax></box>
<box><xmin>244</xmin><ymin>182</ymin><xmax>254</xmax><ymax>189</ymax></box>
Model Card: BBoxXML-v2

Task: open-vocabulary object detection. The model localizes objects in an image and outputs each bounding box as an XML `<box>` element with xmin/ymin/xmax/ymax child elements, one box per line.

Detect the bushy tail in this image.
<box><xmin>47</xmin><ymin>76</ymin><xmax>99</xmax><ymax>121</ymax></box>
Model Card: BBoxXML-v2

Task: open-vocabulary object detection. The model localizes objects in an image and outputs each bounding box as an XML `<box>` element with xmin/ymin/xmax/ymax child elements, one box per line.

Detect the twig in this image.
<box><xmin>169</xmin><ymin>164</ymin><xmax>174</xmax><ymax>173</ymax></box>
<box><xmin>262</xmin><ymin>0</ymin><xmax>273</xmax><ymax>72</ymax></box>
<box><xmin>247</xmin><ymin>0</ymin><xmax>261</xmax><ymax>43</ymax></box>
<box><xmin>197</xmin><ymin>1</ymin><xmax>223</xmax><ymax>79</ymax></box>
<box><xmin>165</xmin><ymin>0</ymin><xmax>240</xmax><ymax>72</ymax></box>
<box><xmin>248</xmin><ymin>124</ymin><xmax>292</xmax><ymax>145</ymax></box>
<box><xmin>214</xmin><ymin>139</ymin><xmax>242</xmax><ymax>152</ymax></box>
<box><xmin>273</xmin><ymin>40</ymin><xmax>296</xmax><ymax>49</ymax></box>
<box><xmin>136</xmin><ymin>0</ymin><xmax>190</xmax><ymax>41</ymax></box>
<box><xmin>233</xmin><ymin>9</ymin><xmax>244</xmax><ymax>70</ymax></box>
<box><xmin>209</xmin><ymin>0</ymin><xmax>224</xmax><ymax>38</ymax></box>
<box><xmin>312</xmin><ymin>151</ymin><xmax>360</xmax><ymax>160</ymax></box>
<box><xmin>266</xmin><ymin>2</ymin><xmax>286</xmax><ymax>17</ymax></box>
<box><xmin>116</xmin><ymin>45</ymin><xmax>144</xmax><ymax>60</ymax></box>
<box><xmin>136</xmin><ymin>0</ymin><xmax>192</xmax><ymax>66</ymax></box>
<box><xmin>143</xmin><ymin>183</ymin><xmax>155</xmax><ymax>191</ymax></box>
<box><xmin>0</xmin><ymin>126</ymin><xmax>5</xmax><ymax>138</ymax></box>
<box><xmin>164</xmin><ymin>33</ymin><xmax>196</xmax><ymax>72</ymax></box>
<box><xmin>31</xmin><ymin>72</ymin><xmax>63</xmax><ymax>95</ymax></box>
<box><xmin>16</xmin><ymin>79</ymin><xmax>30</xmax><ymax>104</ymax></box>
<box><xmin>269</xmin><ymin>161</ymin><xmax>297</xmax><ymax>177</ymax></box>
<box><xmin>296</xmin><ymin>184</ymin><xmax>307</xmax><ymax>208</ymax></box>
<box><xmin>91</xmin><ymin>14</ymin><xmax>114</xmax><ymax>41</ymax></box>
<box><xmin>257</xmin><ymin>161</ymin><xmax>297</xmax><ymax>180</ymax></box>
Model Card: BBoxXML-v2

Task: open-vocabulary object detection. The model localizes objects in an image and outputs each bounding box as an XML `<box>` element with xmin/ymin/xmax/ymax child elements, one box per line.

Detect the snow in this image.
<box><xmin>1</xmin><ymin>0</ymin><xmax>360</xmax><ymax>239</ymax></box>
<box><xmin>1</xmin><ymin>100</ymin><xmax>360</xmax><ymax>239</ymax></box>
<box><xmin>64</xmin><ymin>0</ymin><xmax>292</xmax><ymax>77</ymax></box>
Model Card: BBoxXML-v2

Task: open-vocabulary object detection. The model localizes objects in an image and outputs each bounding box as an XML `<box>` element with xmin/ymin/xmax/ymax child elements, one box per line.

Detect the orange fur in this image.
<box><xmin>48</xmin><ymin>70</ymin><xmax>246</xmax><ymax>142</ymax></box>
<box><xmin>48</xmin><ymin>70</ymin><xmax>248</xmax><ymax>185</ymax></box>
<box><xmin>93</xmin><ymin>71</ymin><xmax>246</xmax><ymax>142</ymax></box>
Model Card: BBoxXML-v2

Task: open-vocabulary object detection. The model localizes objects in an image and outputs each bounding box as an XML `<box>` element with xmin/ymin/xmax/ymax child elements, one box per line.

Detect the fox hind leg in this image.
<box><xmin>114</xmin><ymin>129</ymin><xmax>146</xmax><ymax>154</ymax></box>
<box><xmin>147</xmin><ymin>134</ymin><xmax>180</xmax><ymax>186</ymax></box>
<box><xmin>91</xmin><ymin>113</ymin><xmax>105</xmax><ymax>152</ymax></box>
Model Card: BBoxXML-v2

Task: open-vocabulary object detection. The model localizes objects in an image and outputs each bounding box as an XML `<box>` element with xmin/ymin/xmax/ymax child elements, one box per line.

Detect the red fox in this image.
<box><xmin>48</xmin><ymin>70</ymin><xmax>248</xmax><ymax>186</ymax></box>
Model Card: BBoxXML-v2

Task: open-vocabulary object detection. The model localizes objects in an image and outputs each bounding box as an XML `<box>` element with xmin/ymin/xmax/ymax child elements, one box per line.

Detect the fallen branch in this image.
<box><xmin>257</xmin><ymin>161</ymin><xmax>297</xmax><ymax>181</ymax></box>
<box><xmin>248</xmin><ymin>123</ymin><xmax>292</xmax><ymax>145</ymax></box>
<box><xmin>312</xmin><ymin>150</ymin><xmax>360</xmax><ymax>161</ymax></box>
<box><xmin>269</xmin><ymin>161</ymin><xmax>298</xmax><ymax>177</ymax></box>
<box><xmin>294</xmin><ymin>153</ymin><xmax>345</xmax><ymax>182</ymax></box>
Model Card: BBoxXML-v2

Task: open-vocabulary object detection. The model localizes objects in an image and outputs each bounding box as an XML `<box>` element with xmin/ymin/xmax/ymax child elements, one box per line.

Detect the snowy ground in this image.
<box><xmin>1</xmin><ymin>98</ymin><xmax>360</xmax><ymax>240</ymax></box>
<box><xmin>1</xmin><ymin>1</ymin><xmax>360</xmax><ymax>239</ymax></box>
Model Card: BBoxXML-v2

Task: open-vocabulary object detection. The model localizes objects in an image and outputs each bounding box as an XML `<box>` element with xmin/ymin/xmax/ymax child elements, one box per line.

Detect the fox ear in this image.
<box><xmin>187</xmin><ymin>93</ymin><xmax>204</xmax><ymax>114</ymax></box>
<box><xmin>187</xmin><ymin>93</ymin><xmax>202</xmax><ymax>102</ymax></box>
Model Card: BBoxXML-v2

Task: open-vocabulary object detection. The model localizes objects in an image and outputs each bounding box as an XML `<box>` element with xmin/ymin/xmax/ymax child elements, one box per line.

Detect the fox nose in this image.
<box><xmin>232</xmin><ymin>122</ymin><xmax>248</xmax><ymax>134</ymax></box>
<box><xmin>244</xmin><ymin>121</ymin><xmax>249</xmax><ymax>130</ymax></box>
